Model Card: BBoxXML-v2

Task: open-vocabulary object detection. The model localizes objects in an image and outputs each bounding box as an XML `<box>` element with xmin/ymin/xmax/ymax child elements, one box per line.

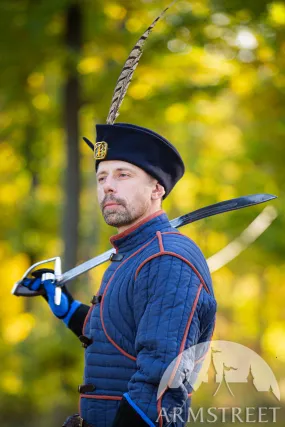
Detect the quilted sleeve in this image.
<box><xmin>112</xmin><ymin>253</ymin><xmax>216</xmax><ymax>427</ymax></box>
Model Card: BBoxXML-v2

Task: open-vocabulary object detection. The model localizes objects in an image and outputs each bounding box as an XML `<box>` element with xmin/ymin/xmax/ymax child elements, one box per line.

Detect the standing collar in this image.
<box><xmin>110</xmin><ymin>210</ymin><xmax>171</xmax><ymax>253</ymax></box>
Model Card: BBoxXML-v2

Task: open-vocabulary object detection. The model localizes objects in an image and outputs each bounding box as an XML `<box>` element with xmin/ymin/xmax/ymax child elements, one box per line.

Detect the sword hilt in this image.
<box><xmin>11</xmin><ymin>257</ymin><xmax>62</xmax><ymax>299</ymax></box>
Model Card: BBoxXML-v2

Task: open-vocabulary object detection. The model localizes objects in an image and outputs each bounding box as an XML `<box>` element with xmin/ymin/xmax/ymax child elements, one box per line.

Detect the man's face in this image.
<box><xmin>96</xmin><ymin>160</ymin><xmax>156</xmax><ymax>228</ymax></box>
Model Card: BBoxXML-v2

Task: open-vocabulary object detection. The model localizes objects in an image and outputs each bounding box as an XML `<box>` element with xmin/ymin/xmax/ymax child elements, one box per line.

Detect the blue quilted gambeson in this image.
<box><xmin>80</xmin><ymin>210</ymin><xmax>216</xmax><ymax>427</ymax></box>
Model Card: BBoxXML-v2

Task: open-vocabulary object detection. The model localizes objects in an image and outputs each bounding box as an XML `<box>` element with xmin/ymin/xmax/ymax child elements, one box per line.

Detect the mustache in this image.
<box><xmin>101</xmin><ymin>195</ymin><xmax>126</xmax><ymax>209</ymax></box>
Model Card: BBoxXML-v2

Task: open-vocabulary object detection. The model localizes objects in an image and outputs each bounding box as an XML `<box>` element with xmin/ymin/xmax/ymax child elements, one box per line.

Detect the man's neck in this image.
<box><xmin>116</xmin><ymin>207</ymin><xmax>162</xmax><ymax>234</ymax></box>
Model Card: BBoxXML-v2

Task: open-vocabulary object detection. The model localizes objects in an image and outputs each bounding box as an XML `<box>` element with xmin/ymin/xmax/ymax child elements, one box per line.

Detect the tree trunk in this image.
<box><xmin>63</xmin><ymin>1</ymin><xmax>82</xmax><ymax>272</ymax></box>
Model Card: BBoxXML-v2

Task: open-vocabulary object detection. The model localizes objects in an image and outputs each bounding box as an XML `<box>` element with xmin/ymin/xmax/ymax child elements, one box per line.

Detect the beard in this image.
<box><xmin>100</xmin><ymin>194</ymin><xmax>148</xmax><ymax>228</ymax></box>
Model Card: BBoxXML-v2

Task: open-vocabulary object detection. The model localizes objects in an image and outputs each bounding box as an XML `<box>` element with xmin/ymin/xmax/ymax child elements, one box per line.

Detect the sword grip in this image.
<box><xmin>12</xmin><ymin>282</ymin><xmax>46</xmax><ymax>297</ymax></box>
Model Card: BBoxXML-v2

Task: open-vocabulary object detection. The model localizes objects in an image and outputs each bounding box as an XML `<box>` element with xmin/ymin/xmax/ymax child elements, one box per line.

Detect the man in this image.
<box><xmin>21</xmin><ymin>122</ymin><xmax>217</xmax><ymax>427</ymax></box>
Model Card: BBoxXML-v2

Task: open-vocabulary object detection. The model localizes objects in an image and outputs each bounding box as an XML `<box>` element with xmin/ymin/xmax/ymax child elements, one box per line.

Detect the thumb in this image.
<box><xmin>43</xmin><ymin>280</ymin><xmax>70</xmax><ymax>318</ymax></box>
<box><xmin>42</xmin><ymin>280</ymin><xmax>56</xmax><ymax>302</ymax></box>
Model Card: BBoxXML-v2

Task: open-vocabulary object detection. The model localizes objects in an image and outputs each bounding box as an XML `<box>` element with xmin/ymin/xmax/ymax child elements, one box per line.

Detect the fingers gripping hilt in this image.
<box><xmin>11</xmin><ymin>257</ymin><xmax>63</xmax><ymax>305</ymax></box>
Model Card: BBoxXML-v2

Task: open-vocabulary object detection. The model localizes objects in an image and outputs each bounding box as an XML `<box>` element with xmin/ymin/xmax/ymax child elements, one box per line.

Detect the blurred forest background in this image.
<box><xmin>0</xmin><ymin>0</ymin><xmax>284</xmax><ymax>426</ymax></box>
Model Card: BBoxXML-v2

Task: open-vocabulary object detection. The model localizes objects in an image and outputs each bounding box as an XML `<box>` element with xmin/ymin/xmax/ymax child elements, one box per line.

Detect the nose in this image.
<box><xmin>102</xmin><ymin>176</ymin><xmax>117</xmax><ymax>194</ymax></box>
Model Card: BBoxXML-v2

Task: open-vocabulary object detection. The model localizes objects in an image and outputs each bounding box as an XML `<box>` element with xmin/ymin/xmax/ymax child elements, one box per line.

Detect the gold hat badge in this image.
<box><xmin>94</xmin><ymin>141</ymin><xmax>108</xmax><ymax>160</ymax></box>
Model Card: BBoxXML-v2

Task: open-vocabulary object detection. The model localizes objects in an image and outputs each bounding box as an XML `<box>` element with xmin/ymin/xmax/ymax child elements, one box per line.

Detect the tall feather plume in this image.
<box><xmin>106</xmin><ymin>0</ymin><xmax>178</xmax><ymax>125</ymax></box>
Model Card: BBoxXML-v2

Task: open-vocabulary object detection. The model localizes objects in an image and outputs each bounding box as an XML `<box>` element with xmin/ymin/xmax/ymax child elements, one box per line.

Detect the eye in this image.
<box><xmin>98</xmin><ymin>176</ymin><xmax>106</xmax><ymax>183</ymax></box>
<box><xmin>118</xmin><ymin>172</ymin><xmax>130</xmax><ymax>179</ymax></box>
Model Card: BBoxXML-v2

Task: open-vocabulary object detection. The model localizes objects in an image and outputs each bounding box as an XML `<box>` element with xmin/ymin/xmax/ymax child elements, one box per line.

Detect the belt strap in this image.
<box><xmin>78</xmin><ymin>384</ymin><xmax>96</xmax><ymax>393</ymax></box>
<box><xmin>78</xmin><ymin>335</ymin><xmax>93</xmax><ymax>348</ymax></box>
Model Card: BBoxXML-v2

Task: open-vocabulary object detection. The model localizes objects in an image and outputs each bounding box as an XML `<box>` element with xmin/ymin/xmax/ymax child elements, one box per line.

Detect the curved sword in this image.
<box><xmin>12</xmin><ymin>193</ymin><xmax>277</xmax><ymax>297</ymax></box>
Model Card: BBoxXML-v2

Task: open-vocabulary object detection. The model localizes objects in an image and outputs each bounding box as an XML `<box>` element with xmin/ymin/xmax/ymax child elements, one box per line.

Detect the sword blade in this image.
<box><xmin>59</xmin><ymin>249</ymin><xmax>115</xmax><ymax>285</ymax></box>
<box><xmin>58</xmin><ymin>193</ymin><xmax>276</xmax><ymax>286</ymax></box>
<box><xmin>170</xmin><ymin>193</ymin><xmax>276</xmax><ymax>228</ymax></box>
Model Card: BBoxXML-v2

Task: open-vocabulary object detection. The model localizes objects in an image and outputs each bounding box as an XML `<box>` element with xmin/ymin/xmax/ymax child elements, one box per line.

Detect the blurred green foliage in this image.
<box><xmin>0</xmin><ymin>0</ymin><xmax>284</xmax><ymax>425</ymax></box>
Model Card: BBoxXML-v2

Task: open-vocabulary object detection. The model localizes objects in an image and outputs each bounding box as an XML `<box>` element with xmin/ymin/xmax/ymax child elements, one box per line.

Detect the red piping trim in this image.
<box><xmin>157</xmin><ymin>398</ymin><xmax>163</xmax><ymax>427</ymax></box>
<box><xmin>110</xmin><ymin>210</ymin><xmax>164</xmax><ymax>246</ymax></box>
<box><xmin>80</xmin><ymin>394</ymin><xmax>122</xmax><ymax>401</ymax></box>
<box><xmin>135</xmin><ymin>251</ymin><xmax>210</xmax><ymax>294</ymax></box>
<box><xmin>168</xmin><ymin>284</ymin><xmax>203</xmax><ymax>389</ymax></box>
<box><xmin>135</xmin><ymin>253</ymin><xmax>158</xmax><ymax>279</ymax></box>
<box><xmin>194</xmin><ymin>330</ymin><xmax>214</xmax><ymax>366</ymax></box>
<box><xmin>100</xmin><ymin>236</ymin><xmax>157</xmax><ymax>361</ymax></box>
<box><xmin>182</xmin><ymin>287</ymin><xmax>203</xmax><ymax>349</ymax></box>
<box><xmin>194</xmin><ymin>318</ymin><xmax>216</xmax><ymax>381</ymax></box>
<box><xmin>156</xmin><ymin>283</ymin><xmax>203</xmax><ymax>427</ymax></box>
<box><xmin>156</xmin><ymin>231</ymin><xmax>164</xmax><ymax>252</ymax></box>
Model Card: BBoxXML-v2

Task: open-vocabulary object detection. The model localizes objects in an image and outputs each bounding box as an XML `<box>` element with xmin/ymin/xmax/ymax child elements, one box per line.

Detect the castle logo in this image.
<box><xmin>158</xmin><ymin>340</ymin><xmax>280</xmax><ymax>401</ymax></box>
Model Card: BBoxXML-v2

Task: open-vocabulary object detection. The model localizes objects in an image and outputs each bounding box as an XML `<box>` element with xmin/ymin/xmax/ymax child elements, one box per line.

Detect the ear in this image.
<box><xmin>151</xmin><ymin>182</ymin><xmax>165</xmax><ymax>200</ymax></box>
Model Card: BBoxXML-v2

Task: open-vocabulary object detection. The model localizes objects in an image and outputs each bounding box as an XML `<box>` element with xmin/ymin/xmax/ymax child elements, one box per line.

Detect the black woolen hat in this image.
<box><xmin>84</xmin><ymin>122</ymin><xmax>185</xmax><ymax>199</ymax></box>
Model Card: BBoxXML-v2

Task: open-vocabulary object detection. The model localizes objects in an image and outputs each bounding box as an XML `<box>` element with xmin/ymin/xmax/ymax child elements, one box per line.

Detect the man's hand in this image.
<box><xmin>21</xmin><ymin>268</ymin><xmax>81</xmax><ymax>326</ymax></box>
<box><xmin>62</xmin><ymin>413</ymin><xmax>93</xmax><ymax>427</ymax></box>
